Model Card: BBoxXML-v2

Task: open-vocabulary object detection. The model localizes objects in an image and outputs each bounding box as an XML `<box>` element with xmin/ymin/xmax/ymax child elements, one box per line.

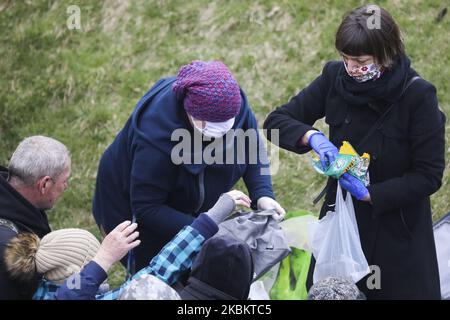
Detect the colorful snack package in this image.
<box><xmin>312</xmin><ymin>141</ymin><xmax>370</xmax><ymax>186</ymax></box>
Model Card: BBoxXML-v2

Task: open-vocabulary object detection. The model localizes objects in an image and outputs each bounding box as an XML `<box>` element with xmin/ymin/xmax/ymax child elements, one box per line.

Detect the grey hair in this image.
<box><xmin>8</xmin><ymin>136</ymin><xmax>70</xmax><ymax>186</ymax></box>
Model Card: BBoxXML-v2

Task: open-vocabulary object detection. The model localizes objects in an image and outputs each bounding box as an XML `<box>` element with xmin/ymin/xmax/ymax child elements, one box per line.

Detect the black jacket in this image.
<box><xmin>264</xmin><ymin>59</ymin><xmax>446</xmax><ymax>299</ymax></box>
<box><xmin>0</xmin><ymin>166</ymin><xmax>51</xmax><ymax>299</ymax></box>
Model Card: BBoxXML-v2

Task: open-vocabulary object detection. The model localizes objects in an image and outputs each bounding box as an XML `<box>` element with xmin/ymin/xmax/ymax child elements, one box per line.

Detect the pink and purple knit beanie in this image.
<box><xmin>172</xmin><ymin>61</ymin><xmax>242</xmax><ymax>122</ymax></box>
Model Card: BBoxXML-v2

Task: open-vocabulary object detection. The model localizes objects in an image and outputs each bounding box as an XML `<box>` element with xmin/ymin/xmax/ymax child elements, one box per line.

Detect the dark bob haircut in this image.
<box><xmin>335</xmin><ymin>4</ymin><xmax>405</xmax><ymax>68</ymax></box>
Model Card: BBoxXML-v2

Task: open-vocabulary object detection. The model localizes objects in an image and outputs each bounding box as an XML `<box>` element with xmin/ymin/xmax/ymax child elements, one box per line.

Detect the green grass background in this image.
<box><xmin>1</xmin><ymin>0</ymin><xmax>448</xmax><ymax>287</ymax></box>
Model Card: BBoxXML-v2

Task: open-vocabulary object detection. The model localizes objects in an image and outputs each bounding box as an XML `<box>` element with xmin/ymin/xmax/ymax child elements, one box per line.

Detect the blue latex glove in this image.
<box><xmin>308</xmin><ymin>132</ymin><xmax>339</xmax><ymax>170</ymax></box>
<box><xmin>339</xmin><ymin>173</ymin><xmax>369</xmax><ymax>201</ymax></box>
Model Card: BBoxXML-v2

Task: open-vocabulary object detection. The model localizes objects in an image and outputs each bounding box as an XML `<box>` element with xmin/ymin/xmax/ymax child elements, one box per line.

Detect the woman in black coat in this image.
<box><xmin>264</xmin><ymin>5</ymin><xmax>446</xmax><ymax>299</ymax></box>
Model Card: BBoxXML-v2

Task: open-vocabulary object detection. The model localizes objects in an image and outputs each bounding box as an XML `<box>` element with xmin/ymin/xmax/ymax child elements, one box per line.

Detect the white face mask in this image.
<box><xmin>189</xmin><ymin>115</ymin><xmax>235</xmax><ymax>138</ymax></box>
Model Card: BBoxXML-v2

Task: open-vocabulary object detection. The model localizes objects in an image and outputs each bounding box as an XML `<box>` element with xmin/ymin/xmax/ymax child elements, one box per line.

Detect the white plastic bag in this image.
<box><xmin>248</xmin><ymin>281</ymin><xmax>271</xmax><ymax>300</ymax></box>
<box><xmin>248</xmin><ymin>262</ymin><xmax>281</xmax><ymax>300</ymax></box>
<box><xmin>308</xmin><ymin>182</ymin><xmax>370</xmax><ymax>284</ymax></box>
<box><xmin>279</xmin><ymin>214</ymin><xmax>318</xmax><ymax>251</ymax></box>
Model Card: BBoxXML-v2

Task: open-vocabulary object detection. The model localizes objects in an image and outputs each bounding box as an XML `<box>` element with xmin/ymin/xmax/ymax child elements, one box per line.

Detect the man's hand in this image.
<box><xmin>93</xmin><ymin>221</ymin><xmax>141</xmax><ymax>272</ymax></box>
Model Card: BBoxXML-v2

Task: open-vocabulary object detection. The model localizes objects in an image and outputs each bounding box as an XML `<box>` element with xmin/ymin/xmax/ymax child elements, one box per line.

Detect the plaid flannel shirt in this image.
<box><xmin>33</xmin><ymin>225</ymin><xmax>205</xmax><ymax>300</ymax></box>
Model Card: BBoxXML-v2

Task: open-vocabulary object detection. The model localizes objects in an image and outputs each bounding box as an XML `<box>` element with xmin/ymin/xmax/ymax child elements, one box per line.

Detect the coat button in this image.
<box><xmin>344</xmin><ymin>117</ymin><xmax>351</xmax><ymax>124</ymax></box>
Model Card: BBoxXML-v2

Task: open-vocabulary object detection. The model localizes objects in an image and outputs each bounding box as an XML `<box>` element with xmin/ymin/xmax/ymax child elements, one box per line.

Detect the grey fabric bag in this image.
<box><xmin>215</xmin><ymin>209</ymin><xmax>291</xmax><ymax>280</ymax></box>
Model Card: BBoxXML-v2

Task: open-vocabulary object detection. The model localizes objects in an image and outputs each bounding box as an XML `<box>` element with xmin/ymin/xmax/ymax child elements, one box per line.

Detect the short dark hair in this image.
<box><xmin>335</xmin><ymin>4</ymin><xmax>404</xmax><ymax>68</ymax></box>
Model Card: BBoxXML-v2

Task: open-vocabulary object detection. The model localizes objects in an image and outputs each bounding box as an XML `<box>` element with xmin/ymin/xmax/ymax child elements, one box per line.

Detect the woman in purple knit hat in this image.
<box><xmin>92</xmin><ymin>60</ymin><xmax>285</xmax><ymax>271</ymax></box>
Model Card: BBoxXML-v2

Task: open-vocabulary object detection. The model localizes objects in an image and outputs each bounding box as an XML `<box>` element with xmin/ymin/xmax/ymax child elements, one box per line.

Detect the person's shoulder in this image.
<box><xmin>413</xmin><ymin>77</ymin><xmax>436</xmax><ymax>96</ymax></box>
<box><xmin>406</xmin><ymin>70</ymin><xmax>436</xmax><ymax>95</ymax></box>
<box><xmin>322</xmin><ymin>60</ymin><xmax>342</xmax><ymax>76</ymax></box>
<box><xmin>136</xmin><ymin>77</ymin><xmax>177</xmax><ymax>111</ymax></box>
<box><xmin>318</xmin><ymin>60</ymin><xmax>342</xmax><ymax>84</ymax></box>
<box><xmin>0</xmin><ymin>225</ymin><xmax>17</xmax><ymax>267</ymax></box>
<box><xmin>404</xmin><ymin>74</ymin><xmax>444</xmax><ymax>124</ymax></box>
<box><xmin>0</xmin><ymin>224</ymin><xmax>18</xmax><ymax>246</ymax></box>
<box><xmin>402</xmin><ymin>77</ymin><xmax>438</xmax><ymax>114</ymax></box>
<box><xmin>154</xmin><ymin>77</ymin><xmax>177</xmax><ymax>91</ymax></box>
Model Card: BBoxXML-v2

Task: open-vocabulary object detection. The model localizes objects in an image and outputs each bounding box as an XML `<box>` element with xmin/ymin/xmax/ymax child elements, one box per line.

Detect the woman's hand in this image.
<box><xmin>339</xmin><ymin>173</ymin><xmax>371</xmax><ymax>201</ymax></box>
<box><xmin>206</xmin><ymin>190</ymin><xmax>251</xmax><ymax>224</ymax></box>
<box><xmin>307</xmin><ymin>131</ymin><xmax>339</xmax><ymax>170</ymax></box>
<box><xmin>225</xmin><ymin>190</ymin><xmax>252</xmax><ymax>208</ymax></box>
<box><xmin>93</xmin><ymin>221</ymin><xmax>141</xmax><ymax>272</ymax></box>
<box><xmin>257</xmin><ymin>196</ymin><xmax>286</xmax><ymax>221</ymax></box>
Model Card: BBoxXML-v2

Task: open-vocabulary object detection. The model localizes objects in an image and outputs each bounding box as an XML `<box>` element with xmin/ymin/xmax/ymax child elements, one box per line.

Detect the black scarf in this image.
<box><xmin>0</xmin><ymin>166</ymin><xmax>51</xmax><ymax>238</ymax></box>
<box><xmin>335</xmin><ymin>54</ymin><xmax>413</xmax><ymax>106</ymax></box>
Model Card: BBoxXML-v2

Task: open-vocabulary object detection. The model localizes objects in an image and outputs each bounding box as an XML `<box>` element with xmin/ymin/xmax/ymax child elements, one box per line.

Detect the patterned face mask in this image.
<box><xmin>343</xmin><ymin>60</ymin><xmax>382</xmax><ymax>83</ymax></box>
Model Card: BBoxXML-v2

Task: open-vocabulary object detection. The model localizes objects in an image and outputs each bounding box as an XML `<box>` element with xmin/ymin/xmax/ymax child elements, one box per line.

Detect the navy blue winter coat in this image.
<box><xmin>93</xmin><ymin>77</ymin><xmax>274</xmax><ymax>269</ymax></box>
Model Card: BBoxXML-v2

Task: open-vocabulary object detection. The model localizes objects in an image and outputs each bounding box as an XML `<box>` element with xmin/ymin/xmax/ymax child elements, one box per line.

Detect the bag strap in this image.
<box><xmin>312</xmin><ymin>76</ymin><xmax>421</xmax><ymax>205</ymax></box>
<box><xmin>354</xmin><ymin>76</ymin><xmax>421</xmax><ymax>150</ymax></box>
<box><xmin>0</xmin><ymin>218</ymin><xmax>19</xmax><ymax>234</ymax></box>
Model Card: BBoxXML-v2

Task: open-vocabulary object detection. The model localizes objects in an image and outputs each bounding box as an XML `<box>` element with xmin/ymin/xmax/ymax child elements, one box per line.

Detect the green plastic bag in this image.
<box><xmin>270</xmin><ymin>247</ymin><xmax>311</xmax><ymax>300</ymax></box>
<box><xmin>267</xmin><ymin>210</ymin><xmax>315</xmax><ymax>300</ymax></box>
